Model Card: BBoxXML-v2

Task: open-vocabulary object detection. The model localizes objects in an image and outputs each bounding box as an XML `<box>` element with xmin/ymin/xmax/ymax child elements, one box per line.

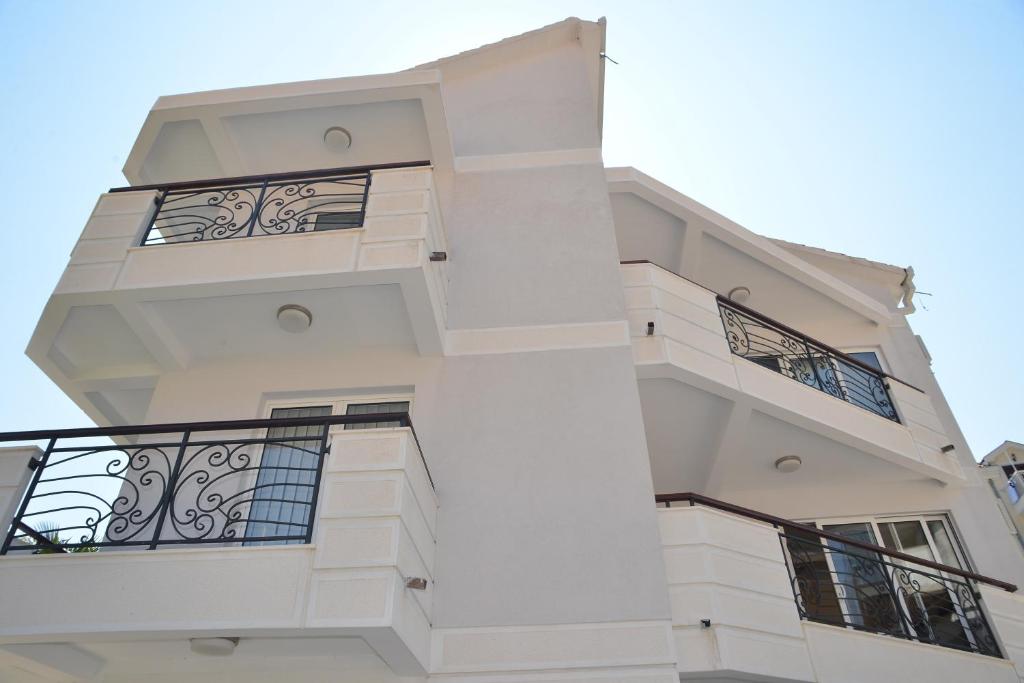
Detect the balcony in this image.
<box><xmin>0</xmin><ymin>413</ymin><xmax>436</xmax><ymax>677</ymax></box>
<box><xmin>29</xmin><ymin>163</ymin><xmax>448</xmax><ymax>427</ymax></box>
<box><xmin>658</xmin><ymin>493</ymin><xmax>1024</xmax><ymax>682</ymax></box>
<box><xmin>717</xmin><ymin>297</ymin><xmax>899</xmax><ymax>422</ymax></box>
<box><xmin>622</xmin><ymin>261</ymin><xmax>963</xmax><ymax>488</ymax></box>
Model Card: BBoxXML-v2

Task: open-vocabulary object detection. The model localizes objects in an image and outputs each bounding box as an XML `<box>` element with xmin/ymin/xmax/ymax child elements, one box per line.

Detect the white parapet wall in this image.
<box><xmin>0</xmin><ymin>427</ymin><xmax>437</xmax><ymax>677</ymax></box>
<box><xmin>658</xmin><ymin>504</ymin><xmax>816</xmax><ymax>681</ymax></box>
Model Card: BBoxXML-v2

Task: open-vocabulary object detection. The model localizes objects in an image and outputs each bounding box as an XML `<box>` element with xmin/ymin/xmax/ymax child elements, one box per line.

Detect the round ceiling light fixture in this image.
<box><xmin>189</xmin><ymin>637</ymin><xmax>239</xmax><ymax>656</ymax></box>
<box><xmin>727</xmin><ymin>286</ymin><xmax>751</xmax><ymax>303</ymax></box>
<box><xmin>774</xmin><ymin>455</ymin><xmax>803</xmax><ymax>473</ymax></box>
<box><xmin>323</xmin><ymin>126</ymin><xmax>353</xmax><ymax>152</ymax></box>
<box><xmin>277</xmin><ymin>304</ymin><xmax>313</xmax><ymax>334</ymax></box>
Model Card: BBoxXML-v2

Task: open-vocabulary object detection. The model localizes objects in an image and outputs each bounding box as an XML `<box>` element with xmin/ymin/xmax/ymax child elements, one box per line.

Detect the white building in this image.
<box><xmin>2</xmin><ymin>16</ymin><xmax>1023</xmax><ymax>683</ymax></box>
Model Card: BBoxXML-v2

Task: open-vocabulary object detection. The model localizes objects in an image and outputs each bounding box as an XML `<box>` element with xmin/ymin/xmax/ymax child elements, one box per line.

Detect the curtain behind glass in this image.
<box><xmin>244</xmin><ymin>406</ymin><xmax>330</xmax><ymax>545</ymax></box>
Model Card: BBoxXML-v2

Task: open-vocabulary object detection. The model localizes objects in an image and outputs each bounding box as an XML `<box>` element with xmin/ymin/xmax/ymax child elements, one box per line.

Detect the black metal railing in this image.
<box><xmin>658</xmin><ymin>493</ymin><xmax>1010</xmax><ymax>658</ymax></box>
<box><xmin>717</xmin><ymin>296</ymin><xmax>900</xmax><ymax>421</ymax></box>
<box><xmin>0</xmin><ymin>412</ymin><xmax>430</xmax><ymax>554</ymax></box>
<box><xmin>115</xmin><ymin>161</ymin><xmax>430</xmax><ymax>246</ymax></box>
<box><xmin>785</xmin><ymin>531</ymin><xmax>1000</xmax><ymax>656</ymax></box>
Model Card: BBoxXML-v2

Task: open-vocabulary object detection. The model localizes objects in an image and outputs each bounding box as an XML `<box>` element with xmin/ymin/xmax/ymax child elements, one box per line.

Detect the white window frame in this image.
<box><xmin>261</xmin><ymin>393</ymin><xmax>414</xmax><ymax>421</ymax></box>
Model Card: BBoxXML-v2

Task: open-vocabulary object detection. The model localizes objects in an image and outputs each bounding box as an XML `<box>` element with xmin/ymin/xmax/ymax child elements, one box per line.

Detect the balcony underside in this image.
<box><xmin>31</xmin><ymin>264</ymin><xmax>439</xmax><ymax>426</ymax></box>
<box><xmin>0</xmin><ymin>636</ymin><xmax>410</xmax><ymax>683</ymax></box>
<box><xmin>639</xmin><ymin>377</ymin><xmax>941</xmax><ymax>498</ymax></box>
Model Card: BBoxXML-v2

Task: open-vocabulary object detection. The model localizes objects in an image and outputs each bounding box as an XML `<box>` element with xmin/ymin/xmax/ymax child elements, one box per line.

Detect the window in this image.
<box><xmin>785</xmin><ymin>513</ymin><xmax>982</xmax><ymax>650</ymax></box>
<box><xmin>313</xmin><ymin>210</ymin><xmax>362</xmax><ymax>231</ymax></box>
<box><xmin>245</xmin><ymin>405</ymin><xmax>331</xmax><ymax>545</ymax></box>
<box><xmin>244</xmin><ymin>396</ymin><xmax>412</xmax><ymax>545</ymax></box>
<box><xmin>344</xmin><ymin>401</ymin><xmax>410</xmax><ymax>430</ymax></box>
<box><xmin>846</xmin><ymin>351</ymin><xmax>884</xmax><ymax>372</ymax></box>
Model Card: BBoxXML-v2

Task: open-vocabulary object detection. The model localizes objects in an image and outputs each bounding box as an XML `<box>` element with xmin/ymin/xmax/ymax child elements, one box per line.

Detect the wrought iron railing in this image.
<box><xmin>717</xmin><ymin>296</ymin><xmax>900</xmax><ymax>421</ymax></box>
<box><xmin>112</xmin><ymin>162</ymin><xmax>430</xmax><ymax>246</ymax></box>
<box><xmin>0</xmin><ymin>413</ymin><xmax>430</xmax><ymax>553</ymax></box>
<box><xmin>784</xmin><ymin>531</ymin><xmax>1000</xmax><ymax>656</ymax></box>
<box><xmin>657</xmin><ymin>493</ymin><xmax>1011</xmax><ymax>658</ymax></box>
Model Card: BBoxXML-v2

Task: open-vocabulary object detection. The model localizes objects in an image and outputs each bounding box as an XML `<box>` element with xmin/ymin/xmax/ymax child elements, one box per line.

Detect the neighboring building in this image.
<box><xmin>2</xmin><ymin>16</ymin><xmax>1024</xmax><ymax>683</ymax></box>
<box><xmin>980</xmin><ymin>441</ymin><xmax>1024</xmax><ymax>540</ymax></box>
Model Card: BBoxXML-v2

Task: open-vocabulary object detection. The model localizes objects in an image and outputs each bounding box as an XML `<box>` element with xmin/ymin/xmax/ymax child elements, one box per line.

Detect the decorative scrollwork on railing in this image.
<box><xmin>1</xmin><ymin>411</ymin><xmax>429</xmax><ymax>554</ymax></box>
<box><xmin>784</xmin><ymin>533</ymin><xmax>1000</xmax><ymax>657</ymax></box>
<box><xmin>1</xmin><ymin>423</ymin><xmax>332</xmax><ymax>552</ymax></box>
<box><xmin>141</xmin><ymin>171</ymin><xmax>370</xmax><ymax>246</ymax></box>
<box><xmin>718</xmin><ymin>298</ymin><xmax>900</xmax><ymax>421</ymax></box>
<box><xmin>15</xmin><ymin>443</ymin><xmax>175</xmax><ymax>548</ymax></box>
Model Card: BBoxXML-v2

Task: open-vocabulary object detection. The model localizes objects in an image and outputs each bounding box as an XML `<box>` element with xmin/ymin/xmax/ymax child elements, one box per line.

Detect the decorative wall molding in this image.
<box><xmin>430</xmin><ymin>620</ymin><xmax>675</xmax><ymax>675</ymax></box>
<box><xmin>446</xmin><ymin>321</ymin><xmax>630</xmax><ymax>356</ymax></box>
<box><xmin>455</xmin><ymin>148</ymin><xmax>603</xmax><ymax>173</ymax></box>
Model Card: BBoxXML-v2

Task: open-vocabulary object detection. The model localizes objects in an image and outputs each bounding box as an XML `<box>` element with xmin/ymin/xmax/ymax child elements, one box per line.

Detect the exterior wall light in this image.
<box><xmin>323</xmin><ymin>126</ymin><xmax>352</xmax><ymax>152</ymax></box>
<box><xmin>774</xmin><ymin>455</ymin><xmax>802</xmax><ymax>473</ymax></box>
<box><xmin>277</xmin><ymin>304</ymin><xmax>313</xmax><ymax>334</ymax></box>
<box><xmin>727</xmin><ymin>286</ymin><xmax>751</xmax><ymax>303</ymax></box>
<box><xmin>189</xmin><ymin>638</ymin><xmax>239</xmax><ymax>656</ymax></box>
<box><xmin>406</xmin><ymin>577</ymin><xmax>428</xmax><ymax>590</ymax></box>
<box><xmin>941</xmin><ymin>444</ymin><xmax>956</xmax><ymax>453</ymax></box>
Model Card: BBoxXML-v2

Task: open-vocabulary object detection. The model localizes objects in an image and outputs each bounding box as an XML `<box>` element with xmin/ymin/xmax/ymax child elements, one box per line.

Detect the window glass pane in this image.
<box><xmin>313</xmin><ymin>210</ymin><xmax>361</xmax><ymax>231</ymax></box>
<box><xmin>245</xmin><ymin>406</ymin><xmax>330</xmax><ymax>545</ymax></box>
<box><xmin>785</xmin><ymin>528</ymin><xmax>845</xmax><ymax>627</ymax></box>
<box><xmin>927</xmin><ymin>520</ymin><xmax>962</xmax><ymax>569</ymax></box>
<box><xmin>749</xmin><ymin>355</ymin><xmax>782</xmax><ymax>373</ymax></box>
<box><xmin>344</xmin><ymin>401</ymin><xmax>410</xmax><ymax>430</ymax></box>
<box><xmin>890</xmin><ymin>521</ymin><xmax>934</xmax><ymax>562</ymax></box>
<box><xmin>848</xmin><ymin>351</ymin><xmax>883</xmax><ymax>371</ymax></box>
<box><xmin>881</xmin><ymin>520</ymin><xmax>972</xmax><ymax>650</ymax></box>
<box><xmin>821</xmin><ymin>523</ymin><xmax>901</xmax><ymax>633</ymax></box>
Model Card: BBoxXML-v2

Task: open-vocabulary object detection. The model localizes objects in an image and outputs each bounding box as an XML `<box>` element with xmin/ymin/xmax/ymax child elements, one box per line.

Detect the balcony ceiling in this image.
<box><xmin>48</xmin><ymin>284</ymin><xmax>415</xmax><ymax>374</ymax></box>
<box><xmin>143</xmin><ymin>284</ymin><xmax>416</xmax><ymax>363</ymax></box>
<box><xmin>123</xmin><ymin>70</ymin><xmax>454</xmax><ymax>185</ymax></box>
<box><xmin>38</xmin><ymin>284</ymin><xmax>418</xmax><ymax>426</ymax></box>
<box><xmin>641</xmin><ymin>378</ymin><xmax>931</xmax><ymax>497</ymax></box>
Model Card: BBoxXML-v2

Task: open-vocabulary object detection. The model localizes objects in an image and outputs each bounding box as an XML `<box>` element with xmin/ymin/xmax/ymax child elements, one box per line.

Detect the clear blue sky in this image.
<box><xmin>0</xmin><ymin>1</ymin><xmax>1020</xmax><ymax>458</ymax></box>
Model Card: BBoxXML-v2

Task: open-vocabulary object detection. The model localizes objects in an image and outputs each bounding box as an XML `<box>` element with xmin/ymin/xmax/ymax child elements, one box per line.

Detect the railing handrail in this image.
<box><xmin>0</xmin><ymin>412</ymin><xmax>434</xmax><ymax>490</ymax></box>
<box><xmin>656</xmin><ymin>492</ymin><xmax>1016</xmax><ymax>592</ymax></box>
<box><xmin>620</xmin><ymin>259</ymin><xmax>923</xmax><ymax>393</ymax></box>
<box><xmin>108</xmin><ymin>160</ymin><xmax>432</xmax><ymax>194</ymax></box>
